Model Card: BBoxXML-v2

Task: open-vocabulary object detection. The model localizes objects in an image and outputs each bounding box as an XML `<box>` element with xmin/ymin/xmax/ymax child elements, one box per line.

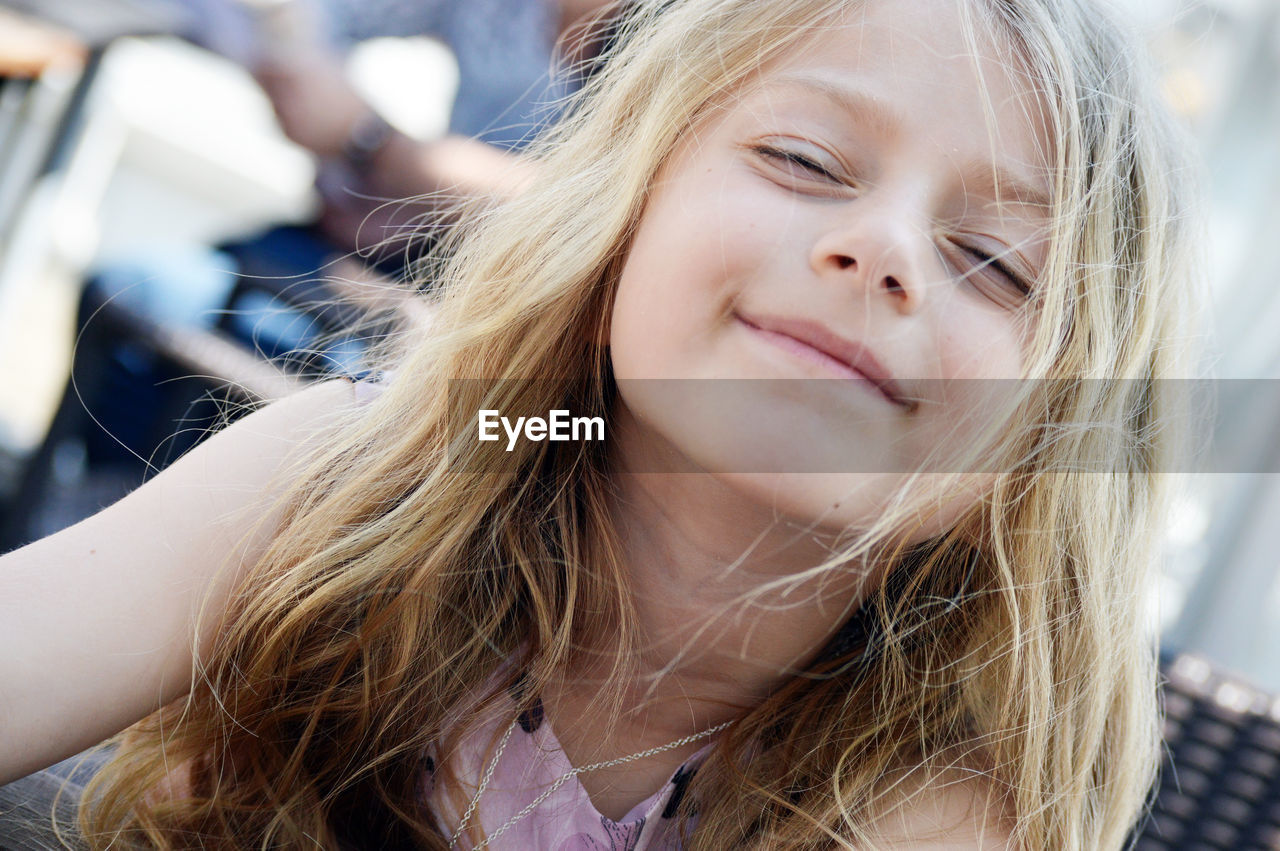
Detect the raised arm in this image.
<box><xmin>0</xmin><ymin>379</ymin><xmax>356</xmax><ymax>785</ymax></box>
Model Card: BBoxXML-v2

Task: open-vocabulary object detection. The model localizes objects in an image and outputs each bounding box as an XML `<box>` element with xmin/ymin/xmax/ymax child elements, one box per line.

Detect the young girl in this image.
<box><xmin>0</xmin><ymin>0</ymin><xmax>1202</xmax><ymax>848</ymax></box>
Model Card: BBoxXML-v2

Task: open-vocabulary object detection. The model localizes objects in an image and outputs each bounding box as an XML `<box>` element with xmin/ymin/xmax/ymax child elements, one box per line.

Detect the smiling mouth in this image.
<box><xmin>734</xmin><ymin>314</ymin><xmax>911</xmax><ymax>409</ymax></box>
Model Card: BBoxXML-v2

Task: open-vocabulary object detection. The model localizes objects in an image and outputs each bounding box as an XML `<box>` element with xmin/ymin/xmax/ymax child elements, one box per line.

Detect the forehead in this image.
<box><xmin>733</xmin><ymin>0</ymin><xmax>1054</xmax><ymax>206</ymax></box>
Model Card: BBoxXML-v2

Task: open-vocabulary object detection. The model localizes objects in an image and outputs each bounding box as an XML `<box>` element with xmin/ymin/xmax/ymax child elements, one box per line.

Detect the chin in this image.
<box><xmin>714</xmin><ymin>469</ymin><xmax>987</xmax><ymax>548</ymax></box>
<box><xmin>716</xmin><ymin>471</ymin><xmax>907</xmax><ymax>535</ymax></box>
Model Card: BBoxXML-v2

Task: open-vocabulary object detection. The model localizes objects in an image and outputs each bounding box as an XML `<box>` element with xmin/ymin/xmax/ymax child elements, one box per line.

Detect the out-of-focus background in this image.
<box><xmin>0</xmin><ymin>0</ymin><xmax>1279</xmax><ymax>844</ymax></box>
<box><xmin>0</xmin><ymin>0</ymin><xmax>564</xmax><ymax>544</ymax></box>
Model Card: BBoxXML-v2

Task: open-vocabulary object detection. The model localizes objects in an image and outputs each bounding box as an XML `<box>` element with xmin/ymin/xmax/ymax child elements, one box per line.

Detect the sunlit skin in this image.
<box><xmin>545</xmin><ymin>0</ymin><xmax>1054</xmax><ymax>826</ymax></box>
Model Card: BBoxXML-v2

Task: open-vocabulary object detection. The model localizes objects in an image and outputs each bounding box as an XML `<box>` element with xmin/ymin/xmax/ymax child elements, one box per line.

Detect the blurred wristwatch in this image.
<box><xmin>342</xmin><ymin>110</ymin><xmax>396</xmax><ymax>173</ymax></box>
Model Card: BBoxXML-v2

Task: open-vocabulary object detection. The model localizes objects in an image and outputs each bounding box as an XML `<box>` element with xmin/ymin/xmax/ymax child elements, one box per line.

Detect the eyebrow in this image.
<box><xmin>764</xmin><ymin>72</ymin><xmax>1054</xmax><ymax>211</ymax></box>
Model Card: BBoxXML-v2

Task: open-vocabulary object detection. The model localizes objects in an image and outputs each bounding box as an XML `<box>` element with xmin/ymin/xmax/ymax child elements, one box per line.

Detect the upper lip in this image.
<box><xmin>738</xmin><ymin>312</ymin><xmax>910</xmax><ymax>408</ymax></box>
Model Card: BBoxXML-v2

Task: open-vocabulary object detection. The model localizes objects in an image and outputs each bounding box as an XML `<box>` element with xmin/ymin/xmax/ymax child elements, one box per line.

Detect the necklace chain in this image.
<box><xmin>447</xmin><ymin>716</ymin><xmax>733</xmax><ymax>850</ymax></box>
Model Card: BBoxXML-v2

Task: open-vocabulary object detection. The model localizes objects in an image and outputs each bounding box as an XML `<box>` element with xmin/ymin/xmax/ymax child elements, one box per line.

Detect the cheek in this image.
<box><xmin>609</xmin><ymin>196</ymin><xmax>685</xmax><ymax>379</ymax></box>
<box><xmin>935</xmin><ymin>307</ymin><xmax>1027</xmax><ymax>380</ymax></box>
<box><xmin>610</xmin><ymin>225</ymin><xmax>706</xmax><ymax>381</ymax></box>
<box><xmin>911</xmin><ymin>305</ymin><xmax>1030</xmax><ymax>485</ymax></box>
<box><xmin>609</xmin><ymin>193</ymin><xmax>771</xmax><ymax>380</ymax></box>
<box><xmin>609</xmin><ymin>268</ymin><xmax>668</xmax><ymax>379</ymax></box>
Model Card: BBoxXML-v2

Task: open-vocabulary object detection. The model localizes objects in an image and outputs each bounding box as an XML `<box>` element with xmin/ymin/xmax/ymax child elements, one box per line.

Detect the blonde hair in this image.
<box><xmin>78</xmin><ymin>0</ymin><xmax>1202</xmax><ymax>848</ymax></box>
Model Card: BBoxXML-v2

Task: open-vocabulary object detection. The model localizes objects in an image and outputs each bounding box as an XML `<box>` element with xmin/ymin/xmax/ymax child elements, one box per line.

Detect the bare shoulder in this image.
<box><xmin>195</xmin><ymin>377</ymin><xmax>359</xmax><ymax>458</ymax></box>
<box><xmin>0</xmin><ymin>379</ymin><xmax>358</xmax><ymax>783</ymax></box>
<box><xmin>85</xmin><ymin>377</ymin><xmax>361</xmax><ymax>550</ymax></box>
<box><xmin>864</xmin><ymin>765</ymin><xmax>1017</xmax><ymax>850</ymax></box>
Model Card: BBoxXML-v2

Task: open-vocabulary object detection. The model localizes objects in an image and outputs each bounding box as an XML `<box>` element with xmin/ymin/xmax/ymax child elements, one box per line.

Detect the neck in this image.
<box><xmin>534</xmin><ymin>407</ymin><xmax>884</xmax><ymax>819</ymax></box>
<box><xmin>558</xmin><ymin>407</ymin><xmax>879</xmax><ymax>740</ymax></box>
<box><xmin>615</xmin><ymin>475</ymin><xmax>864</xmax><ymax>724</ymax></box>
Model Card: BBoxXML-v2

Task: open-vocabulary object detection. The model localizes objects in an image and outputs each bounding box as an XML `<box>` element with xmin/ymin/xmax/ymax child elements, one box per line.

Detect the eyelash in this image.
<box><xmin>958</xmin><ymin>244</ymin><xmax>1033</xmax><ymax>297</ymax></box>
<box><xmin>753</xmin><ymin>144</ymin><xmax>1033</xmax><ymax>299</ymax></box>
<box><xmin>751</xmin><ymin>144</ymin><xmax>841</xmax><ymax>182</ymax></box>
<box><xmin>752</xmin><ymin>145</ymin><xmax>1034</xmax><ymax>302</ymax></box>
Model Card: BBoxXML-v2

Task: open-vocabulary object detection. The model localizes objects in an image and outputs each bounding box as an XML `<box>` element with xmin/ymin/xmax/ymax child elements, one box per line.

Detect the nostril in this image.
<box><xmin>883</xmin><ymin>275</ymin><xmax>903</xmax><ymax>293</ymax></box>
<box><xmin>835</xmin><ymin>255</ymin><xmax>856</xmax><ymax>271</ymax></box>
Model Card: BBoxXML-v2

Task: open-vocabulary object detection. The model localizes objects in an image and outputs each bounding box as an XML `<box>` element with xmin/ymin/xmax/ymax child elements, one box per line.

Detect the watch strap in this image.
<box><xmin>342</xmin><ymin>110</ymin><xmax>395</xmax><ymax>173</ymax></box>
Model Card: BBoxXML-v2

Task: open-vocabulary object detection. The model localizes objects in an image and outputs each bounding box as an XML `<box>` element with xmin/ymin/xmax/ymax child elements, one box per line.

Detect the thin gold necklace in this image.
<box><xmin>447</xmin><ymin>715</ymin><xmax>733</xmax><ymax>850</ymax></box>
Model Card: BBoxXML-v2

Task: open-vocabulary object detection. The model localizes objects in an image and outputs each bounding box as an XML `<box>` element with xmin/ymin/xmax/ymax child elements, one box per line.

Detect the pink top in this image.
<box><xmin>351</xmin><ymin>381</ymin><xmax>709</xmax><ymax>848</ymax></box>
<box><xmin>426</xmin><ymin>697</ymin><xmax>709</xmax><ymax>851</ymax></box>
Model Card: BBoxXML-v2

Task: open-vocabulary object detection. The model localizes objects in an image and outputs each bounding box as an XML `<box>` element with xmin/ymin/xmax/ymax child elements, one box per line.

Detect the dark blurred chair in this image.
<box><xmin>1134</xmin><ymin>653</ymin><xmax>1280</xmax><ymax>850</ymax></box>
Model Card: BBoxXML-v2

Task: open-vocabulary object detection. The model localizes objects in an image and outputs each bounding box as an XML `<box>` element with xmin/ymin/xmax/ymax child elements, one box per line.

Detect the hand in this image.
<box><xmin>253</xmin><ymin>50</ymin><xmax>370</xmax><ymax>159</ymax></box>
<box><xmin>0</xmin><ymin>8</ymin><xmax>85</xmax><ymax>77</ymax></box>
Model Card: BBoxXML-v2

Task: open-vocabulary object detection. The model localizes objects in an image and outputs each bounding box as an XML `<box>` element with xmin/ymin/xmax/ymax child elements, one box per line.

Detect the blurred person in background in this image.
<box><xmin>0</xmin><ymin>0</ymin><xmax>621</xmax><ymax>549</ymax></box>
<box><xmin>243</xmin><ymin>0</ymin><xmax>620</xmax><ymax>270</ymax></box>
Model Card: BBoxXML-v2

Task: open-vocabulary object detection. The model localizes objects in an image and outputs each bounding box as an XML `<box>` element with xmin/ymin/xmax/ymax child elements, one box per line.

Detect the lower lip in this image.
<box><xmin>736</xmin><ymin>316</ymin><xmax>895</xmax><ymax>402</ymax></box>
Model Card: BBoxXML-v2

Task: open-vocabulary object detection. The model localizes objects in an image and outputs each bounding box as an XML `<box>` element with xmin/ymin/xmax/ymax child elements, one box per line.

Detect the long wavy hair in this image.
<box><xmin>77</xmin><ymin>0</ymin><xmax>1203</xmax><ymax>848</ymax></box>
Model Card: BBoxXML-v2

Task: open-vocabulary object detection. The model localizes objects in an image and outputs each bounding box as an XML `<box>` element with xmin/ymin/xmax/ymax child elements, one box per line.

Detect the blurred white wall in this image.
<box><xmin>1119</xmin><ymin>0</ymin><xmax>1280</xmax><ymax>687</ymax></box>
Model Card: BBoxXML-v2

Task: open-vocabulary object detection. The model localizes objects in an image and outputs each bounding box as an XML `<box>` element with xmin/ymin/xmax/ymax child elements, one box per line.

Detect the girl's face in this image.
<box><xmin>609</xmin><ymin>0</ymin><xmax>1052</xmax><ymax>535</ymax></box>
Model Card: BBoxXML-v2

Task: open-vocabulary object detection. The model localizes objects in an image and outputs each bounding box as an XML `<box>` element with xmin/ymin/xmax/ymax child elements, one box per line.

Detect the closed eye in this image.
<box><xmin>750</xmin><ymin>144</ymin><xmax>841</xmax><ymax>182</ymax></box>
<box><xmin>958</xmin><ymin>243</ymin><xmax>1033</xmax><ymax>298</ymax></box>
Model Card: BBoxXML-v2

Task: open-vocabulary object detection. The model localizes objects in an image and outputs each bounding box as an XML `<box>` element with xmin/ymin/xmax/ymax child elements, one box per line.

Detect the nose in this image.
<box><xmin>808</xmin><ymin>199</ymin><xmax>931</xmax><ymax>313</ymax></box>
